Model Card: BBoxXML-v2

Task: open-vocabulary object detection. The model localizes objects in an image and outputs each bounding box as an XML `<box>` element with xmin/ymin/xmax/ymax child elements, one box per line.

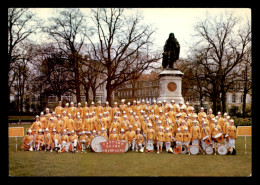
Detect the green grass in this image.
<box><xmin>8</xmin><ymin>124</ymin><xmax>252</xmax><ymax>176</ymax></box>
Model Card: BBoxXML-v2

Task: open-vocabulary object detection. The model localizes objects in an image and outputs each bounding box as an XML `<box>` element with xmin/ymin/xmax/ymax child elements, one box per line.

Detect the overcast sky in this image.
<box><xmin>30</xmin><ymin>8</ymin><xmax>251</xmax><ymax>59</ymax></box>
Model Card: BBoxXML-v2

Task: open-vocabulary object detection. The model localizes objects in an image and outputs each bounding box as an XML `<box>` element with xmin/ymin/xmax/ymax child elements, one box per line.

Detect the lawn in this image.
<box><xmin>8</xmin><ymin>124</ymin><xmax>252</xmax><ymax>177</ymax></box>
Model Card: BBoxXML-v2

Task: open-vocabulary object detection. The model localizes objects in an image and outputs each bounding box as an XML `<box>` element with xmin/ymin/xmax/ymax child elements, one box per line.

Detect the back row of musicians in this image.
<box><xmin>22</xmin><ymin>99</ymin><xmax>237</xmax><ymax>153</ymax></box>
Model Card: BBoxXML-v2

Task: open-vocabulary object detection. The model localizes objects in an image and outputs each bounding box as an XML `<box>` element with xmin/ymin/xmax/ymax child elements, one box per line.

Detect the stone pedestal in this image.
<box><xmin>157</xmin><ymin>68</ymin><xmax>184</xmax><ymax>104</ymax></box>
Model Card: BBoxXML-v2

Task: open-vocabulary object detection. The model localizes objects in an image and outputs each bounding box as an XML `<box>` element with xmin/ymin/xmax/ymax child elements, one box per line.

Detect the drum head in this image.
<box><xmin>203</xmin><ymin>135</ymin><xmax>209</xmax><ymax>140</ymax></box>
<box><xmin>215</xmin><ymin>133</ymin><xmax>222</xmax><ymax>138</ymax></box>
<box><xmin>91</xmin><ymin>136</ymin><xmax>108</xmax><ymax>152</ymax></box>
<box><xmin>146</xmin><ymin>142</ymin><xmax>154</xmax><ymax>151</ymax></box>
<box><xmin>181</xmin><ymin>145</ymin><xmax>188</xmax><ymax>154</ymax></box>
<box><xmin>205</xmin><ymin>145</ymin><xmax>213</xmax><ymax>155</ymax></box>
<box><xmin>120</xmin><ymin>140</ymin><xmax>129</xmax><ymax>152</ymax></box>
<box><xmin>218</xmin><ymin>145</ymin><xmax>227</xmax><ymax>155</ymax></box>
<box><xmin>190</xmin><ymin>145</ymin><xmax>199</xmax><ymax>155</ymax></box>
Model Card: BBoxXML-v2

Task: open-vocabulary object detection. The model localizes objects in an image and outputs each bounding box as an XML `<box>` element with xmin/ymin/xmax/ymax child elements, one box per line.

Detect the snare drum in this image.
<box><xmin>181</xmin><ymin>145</ymin><xmax>188</xmax><ymax>154</ymax></box>
<box><xmin>91</xmin><ymin>136</ymin><xmax>108</xmax><ymax>152</ymax></box>
<box><xmin>217</xmin><ymin>145</ymin><xmax>227</xmax><ymax>155</ymax></box>
<box><xmin>205</xmin><ymin>144</ymin><xmax>214</xmax><ymax>155</ymax></box>
<box><xmin>202</xmin><ymin>135</ymin><xmax>209</xmax><ymax>141</ymax></box>
<box><xmin>190</xmin><ymin>145</ymin><xmax>199</xmax><ymax>155</ymax></box>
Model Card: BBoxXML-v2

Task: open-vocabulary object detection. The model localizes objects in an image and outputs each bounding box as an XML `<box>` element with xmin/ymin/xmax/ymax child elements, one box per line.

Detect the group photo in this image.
<box><xmin>8</xmin><ymin>7</ymin><xmax>251</xmax><ymax>178</ymax></box>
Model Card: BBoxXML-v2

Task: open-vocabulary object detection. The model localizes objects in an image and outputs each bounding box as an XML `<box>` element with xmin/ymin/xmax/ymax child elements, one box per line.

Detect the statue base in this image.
<box><xmin>157</xmin><ymin>68</ymin><xmax>184</xmax><ymax>104</ymax></box>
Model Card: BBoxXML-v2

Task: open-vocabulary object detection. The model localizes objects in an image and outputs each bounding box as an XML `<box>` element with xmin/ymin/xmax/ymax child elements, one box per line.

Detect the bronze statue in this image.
<box><xmin>162</xmin><ymin>33</ymin><xmax>180</xmax><ymax>69</ymax></box>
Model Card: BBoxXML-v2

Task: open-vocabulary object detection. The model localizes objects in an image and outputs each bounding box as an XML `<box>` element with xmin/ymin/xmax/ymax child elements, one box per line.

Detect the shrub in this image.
<box><xmin>232</xmin><ymin>116</ymin><xmax>252</xmax><ymax>126</ymax></box>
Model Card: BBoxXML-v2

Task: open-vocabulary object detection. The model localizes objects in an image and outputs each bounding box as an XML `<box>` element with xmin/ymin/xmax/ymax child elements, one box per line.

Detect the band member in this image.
<box><xmin>89</xmin><ymin>102</ymin><xmax>96</xmax><ymax>114</ymax></box>
<box><xmin>21</xmin><ymin>129</ymin><xmax>34</xmax><ymax>151</ymax></box>
<box><xmin>162</xmin><ymin>100</ymin><xmax>169</xmax><ymax>113</ymax></box>
<box><xmin>132</xmin><ymin>116</ymin><xmax>141</xmax><ymax>133</ymax></box>
<box><xmin>109</xmin><ymin>128</ymin><xmax>119</xmax><ymax>140</ymax></box>
<box><xmin>227</xmin><ymin>119</ymin><xmax>237</xmax><ymax>149</ymax></box>
<box><xmin>68</xmin><ymin>102</ymin><xmax>76</xmax><ymax>119</ymax></box>
<box><xmin>119</xmin><ymin>99</ymin><xmax>126</xmax><ymax>114</ymax></box>
<box><xmin>119</xmin><ymin>129</ymin><xmax>127</xmax><ymax>140</ymax></box>
<box><xmin>179</xmin><ymin>102</ymin><xmax>186</xmax><ymax>112</ymax></box>
<box><xmin>120</xmin><ymin>115</ymin><xmax>130</xmax><ymax>132</ymax></box>
<box><xmin>145</xmin><ymin>123</ymin><xmax>156</xmax><ymax>151</ymax></box>
<box><xmin>190</xmin><ymin>120</ymin><xmax>201</xmax><ymax>145</ymax></box>
<box><xmin>40</xmin><ymin>112</ymin><xmax>47</xmax><ymax>130</ymax></box>
<box><xmin>156</xmin><ymin>126</ymin><xmax>164</xmax><ymax>153</ymax></box>
<box><xmin>168</xmin><ymin>106</ymin><xmax>177</xmax><ymax>123</ymax></box>
<box><xmin>56</xmin><ymin>114</ymin><xmax>64</xmax><ymax>136</ymax></box>
<box><xmin>164</xmin><ymin>113</ymin><xmax>173</xmax><ymax>127</ymax></box>
<box><xmin>82</xmin><ymin>102</ymin><xmax>89</xmax><ymax>118</ymax></box>
<box><xmin>95</xmin><ymin>101</ymin><xmax>103</xmax><ymax>116</ymax></box>
<box><xmin>51</xmin><ymin>111</ymin><xmax>58</xmax><ymax>124</ymax></box>
<box><xmin>186</xmin><ymin>102</ymin><xmax>193</xmax><ymax>114</ymax></box>
<box><xmin>179</xmin><ymin>107</ymin><xmax>187</xmax><ymax>120</ymax></box>
<box><xmin>211</xmin><ymin>119</ymin><xmax>222</xmax><ymax>149</ymax></box>
<box><xmin>43</xmin><ymin>128</ymin><xmax>52</xmax><ymax>151</ymax></box>
<box><xmin>155</xmin><ymin>120</ymin><xmax>165</xmax><ymax>134</ymax></box>
<box><xmin>68</xmin><ymin>130</ymin><xmax>78</xmax><ymax>153</ymax></box>
<box><xmin>55</xmin><ymin>101</ymin><xmax>63</xmax><ymax>116</ymax></box>
<box><xmin>30</xmin><ymin>115</ymin><xmax>42</xmax><ymax>135</ymax></box>
<box><xmin>99</xmin><ymin>127</ymin><xmax>108</xmax><ymax>140</ymax></box>
<box><xmin>58</xmin><ymin>129</ymin><xmax>69</xmax><ymax>153</ymax></box>
<box><xmin>89</xmin><ymin>130</ymin><xmax>98</xmax><ymax>144</ymax></box>
<box><xmin>35</xmin><ymin>129</ymin><xmax>44</xmax><ymax>151</ymax></box>
<box><xmin>152</xmin><ymin>100</ymin><xmax>159</xmax><ymax>115</ymax></box>
<box><xmin>223</xmin><ymin>117</ymin><xmax>231</xmax><ymax>147</ymax></box>
<box><xmin>47</xmin><ymin>117</ymin><xmax>55</xmax><ymax>133</ymax></box>
<box><xmin>45</xmin><ymin>108</ymin><xmax>52</xmax><ymax>118</ymax></box>
<box><xmin>207</xmin><ymin>109</ymin><xmax>215</xmax><ymax>125</ymax></box>
<box><xmin>110</xmin><ymin>116</ymin><xmax>120</xmax><ymax>134</ymax></box>
<box><xmin>201</xmin><ymin>121</ymin><xmax>211</xmax><ymax>151</ymax></box>
<box><xmin>135</xmin><ymin>128</ymin><xmax>144</xmax><ymax>152</ymax></box>
<box><xmin>76</xmin><ymin>103</ymin><xmax>83</xmax><ymax>117</ymax></box>
<box><xmin>50</xmin><ymin>129</ymin><xmax>60</xmax><ymax>152</ymax></box>
<box><xmin>79</xmin><ymin>131</ymin><xmax>89</xmax><ymax>153</ymax></box>
<box><xmin>182</xmin><ymin>127</ymin><xmax>191</xmax><ymax>148</ymax></box>
<box><xmin>175</xmin><ymin>128</ymin><xmax>183</xmax><ymax>147</ymax></box>
<box><xmin>170</xmin><ymin>100</ymin><xmax>179</xmax><ymax>113</ymax></box>
<box><xmin>65</xmin><ymin>113</ymin><xmax>74</xmax><ymax>132</ymax></box>
<box><xmin>126</xmin><ymin>125</ymin><xmax>136</xmax><ymax>151</ymax></box>
<box><xmin>198</xmin><ymin>107</ymin><xmax>206</xmax><ymax>124</ymax></box>
<box><xmin>63</xmin><ymin>103</ymin><xmax>69</xmax><ymax>116</ymax></box>
<box><xmin>112</xmin><ymin>102</ymin><xmax>119</xmax><ymax>121</ymax></box>
<box><xmin>61</xmin><ymin>111</ymin><xmax>68</xmax><ymax>127</ymax></box>
<box><xmin>179</xmin><ymin>120</ymin><xmax>187</xmax><ymax>133</ymax></box>
<box><xmin>164</xmin><ymin>127</ymin><xmax>173</xmax><ymax>152</ymax></box>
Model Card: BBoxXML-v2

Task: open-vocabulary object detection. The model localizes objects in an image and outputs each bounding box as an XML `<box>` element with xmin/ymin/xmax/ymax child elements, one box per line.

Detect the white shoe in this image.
<box><xmin>50</xmin><ymin>150</ymin><xmax>53</xmax><ymax>152</ymax></box>
<box><xmin>157</xmin><ymin>151</ymin><xmax>159</xmax><ymax>154</ymax></box>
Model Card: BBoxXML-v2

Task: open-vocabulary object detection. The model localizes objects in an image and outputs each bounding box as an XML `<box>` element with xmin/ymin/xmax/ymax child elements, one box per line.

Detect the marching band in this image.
<box><xmin>21</xmin><ymin>99</ymin><xmax>237</xmax><ymax>155</ymax></box>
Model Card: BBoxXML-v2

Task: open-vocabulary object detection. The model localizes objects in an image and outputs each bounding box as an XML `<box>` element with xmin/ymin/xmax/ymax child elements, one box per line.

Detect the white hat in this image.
<box><xmin>158</xmin><ymin>101</ymin><xmax>162</xmax><ymax>104</ymax></box>
<box><xmin>45</xmin><ymin>128</ymin><xmax>49</xmax><ymax>132</ymax></box>
<box><xmin>129</xmin><ymin>125</ymin><xmax>133</xmax><ymax>128</ymax></box>
<box><xmin>159</xmin><ymin>126</ymin><xmax>163</xmax><ymax>129</ymax></box>
<box><xmin>63</xmin><ymin>129</ymin><xmax>66</xmax><ymax>132</ymax></box>
<box><xmin>114</xmin><ymin>116</ymin><xmax>118</xmax><ymax>119</ymax></box>
<box><xmin>163</xmin><ymin>100</ymin><xmax>166</xmax><ymax>103</ymax></box>
<box><xmin>127</xmin><ymin>102</ymin><xmax>131</xmax><ymax>105</ymax></box>
<box><xmin>57</xmin><ymin>114</ymin><xmax>61</xmax><ymax>117</ymax></box>
<box><xmin>63</xmin><ymin>111</ymin><xmax>66</xmax><ymax>114</ymax></box>
<box><xmin>166</xmin><ymin>127</ymin><xmax>169</xmax><ymax>131</ymax></box>
<box><xmin>184</xmin><ymin>127</ymin><xmax>188</xmax><ymax>131</ymax></box>
<box><xmin>137</xmin><ymin>101</ymin><xmax>140</xmax><ymax>104</ymax></box>
<box><xmin>203</xmin><ymin>121</ymin><xmax>207</xmax><ymax>125</ymax></box>
<box><xmin>78</xmin><ymin>103</ymin><xmax>81</xmax><ymax>105</ymax></box>
<box><xmin>52</xmin><ymin>129</ymin><xmax>56</xmax><ymax>132</ymax></box>
<box><xmin>121</xmin><ymin>99</ymin><xmax>125</xmax><ymax>102</ymax></box>
<box><xmin>114</xmin><ymin>102</ymin><xmax>117</xmax><ymax>104</ymax></box>
<box><xmin>52</xmin><ymin>112</ymin><xmax>56</xmax><ymax>114</ymax></box>
<box><xmin>98</xmin><ymin>101</ymin><xmax>101</xmax><ymax>103</ymax></box>
<box><xmin>180</xmin><ymin>107</ymin><xmax>184</xmax><ymax>110</ymax></box>
<box><xmin>91</xmin><ymin>101</ymin><xmax>95</xmax><ymax>104</ymax></box>
<box><xmin>70</xmin><ymin>102</ymin><xmax>74</xmax><ymax>105</ymax></box>
<box><xmin>158</xmin><ymin>120</ymin><xmax>162</xmax><ymax>124</ymax></box>
<box><xmin>66</xmin><ymin>103</ymin><xmax>69</xmax><ymax>106</ymax></box>
<box><xmin>130</xmin><ymin>110</ymin><xmax>133</xmax><ymax>113</ymax></box>
<box><xmin>153</xmin><ymin>100</ymin><xmax>156</xmax><ymax>103</ymax></box>
<box><xmin>38</xmin><ymin>129</ymin><xmax>43</xmax><ymax>132</ymax></box>
<box><xmin>135</xmin><ymin>116</ymin><xmax>139</xmax><ymax>119</ymax></box>
<box><xmin>209</xmin><ymin>109</ymin><xmax>212</xmax><ymax>111</ymax></box>
<box><xmin>155</xmin><ymin>115</ymin><xmax>159</xmax><ymax>118</ymax></box>
<box><xmin>133</xmin><ymin>112</ymin><xmax>136</xmax><ymax>115</ymax></box>
<box><xmin>186</xmin><ymin>102</ymin><xmax>189</xmax><ymax>105</ymax></box>
<box><xmin>177</xmin><ymin>128</ymin><xmax>181</xmax><ymax>132</ymax></box>
<box><xmin>93</xmin><ymin>130</ymin><xmax>96</xmax><ymax>133</ymax></box>
<box><xmin>148</xmin><ymin>123</ymin><xmax>152</xmax><ymax>127</ymax></box>
<box><xmin>133</xmin><ymin>100</ymin><xmax>136</xmax><ymax>103</ymax></box>
<box><xmin>203</xmin><ymin>115</ymin><xmax>207</xmax><ymax>118</ymax></box>
<box><xmin>218</xmin><ymin>111</ymin><xmax>221</xmax><ymax>115</ymax></box>
<box><xmin>123</xmin><ymin>115</ymin><xmax>127</xmax><ymax>118</ymax></box>
<box><xmin>106</xmin><ymin>101</ymin><xmax>109</xmax><ymax>104</ymax></box>
<box><xmin>50</xmin><ymin>117</ymin><xmax>53</xmax><ymax>120</ymax></box>
<box><xmin>227</xmin><ymin>116</ymin><xmax>230</xmax><ymax>119</ymax></box>
<box><xmin>123</xmin><ymin>111</ymin><xmax>126</xmax><ymax>114</ymax></box>
<box><xmin>99</xmin><ymin>113</ymin><xmax>102</xmax><ymax>116</ymax></box>
<box><xmin>224</xmin><ymin>112</ymin><xmax>228</xmax><ymax>116</ymax></box>
<box><xmin>46</xmin><ymin>108</ymin><xmax>49</xmax><ymax>110</ymax></box>
<box><xmin>121</xmin><ymin>129</ymin><xmax>125</xmax><ymax>132</ymax></box>
<box><xmin>181</xmin><ymin>120</ymin><xmax>186</xmax><ymax>124</ymax></box>
<box><xmin>101</xmin><ymin>127</ymin><xmax>105</xmax><ymax>131</ymax></box>
<box><xmin>142</xmin><ymin>99</ymin><xmax>145</xmax><ymax>102</ymax></box>
<box><xmin>71</xmin><ymin>130</ymin><xmax>75</xmax><ymax>133</ymax></box>
<box><xmin>171</xmin><ymin>100</ymin><xmax>175</xmax><ymax>103</ymax></box>
<box><xmin>165</xmin><ymin>113</ymin><xmax>168</xmax><ymax>116</ymax></box>
<box><xmin>137</xmin><ymin>128</ymin><xmax>140</xmax><ymax>131</ymax></box>
<box><xmin>36</xmin><ymin>115</ymin><xmax>39</xmax><ymax>118</ymax></box>
<box><xmin>112</xmin><ymin>128</ymin><xmax>116</xmax><ymax>132</ymax></box>
<box><xmin>179</xmin><ymin>102</ymin><xmax>183</xmax><ymax>104</ymax></box>
<box><xmin>159</xmin><ymin>110</ymin><xmax>163</xmax><ymax>113</ymax></box>
<box><xmin>201</xmin><ymin>107</ymin><xmax>204</xmax><ymax>110</ymax></box>
<box><xmin>28</xmin><ymin>129</ymin><xmax>32</xmax><ymax>133</ymax></box>
<box><xmin>82</xmin><ymin>131</ymin><xmax>86</xmax><ymax>134</ymax></box>
<box><xmin>40</xmin><ymin>112</ymin><xmax>44</xmax><ymax>115</ymax></box>
<box><xmin>68</xmin><ymin>113</ymin><xmax>71</xmax><ymax>116</ymax></box>
<box><xmin>230</xmin><ymin>119</ymin><xmax>234</xmax><ymax>123</ymax></box>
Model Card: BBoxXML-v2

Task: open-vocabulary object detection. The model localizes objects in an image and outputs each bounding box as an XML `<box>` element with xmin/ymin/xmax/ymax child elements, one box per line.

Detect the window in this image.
<box><xmin>232</xmin><ymin>94</ymin><xmax>236</xmax><ymax>103</ymax></box>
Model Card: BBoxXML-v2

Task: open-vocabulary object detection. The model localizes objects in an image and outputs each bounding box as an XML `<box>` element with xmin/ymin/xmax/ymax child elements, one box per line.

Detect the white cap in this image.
<box><xmin>63</xmin><ymin>111</ymin><xmax>66</xmax><ymax>114</ymax></box>
<box><xmin>146</xmin><ymin>101</ymin><xmax>150</xmax><ymax>104</ymax></box>
<box><xmin>106</xmin><ymin>101</ymin><xmax>109</xmax><ymax>104</ymax></box>
<box><xmin>203</xmin><ymin>121</ymin><xmax>207</xmax><ymax>125</ymax></box>
<box><xmin>137</xmin><ymin>128</ymin><xmax>140</xmax><ymax>131</ymax></box>
<box><xmin>98</xmin><ymin>101</ymin><xmax>101</xmax><ymax>103</ymax></box>
<box><xmin>158</xmin><ymin>120</ymin><xmax>162</xmax><ymax>124</ymax></box>
<box><xmin>186</xmin><ymin>102</ymin><xmax>189</xmax><ymax>105</ymax></box>
<box><xmin>218</xmin><ymin>111</ymin><xmax>221</xmax><ymax>115</ymax></box>
<box><xmin>70</xmin><ymin>102</ymin><xmax>74</xmax><ymax>105</ymax></box>
<box><xmin>28</xmin><ymin>129</ymin><xmax>32</xmax><ymax>133</ymax></box>
<box><xmin>135</xmin><ymin>116</ymin><xmax>139</xmax><ymax>119</ymax></box>
<box><xmin>40</xmin><ymin>112</ymin><xmax>44</xmax><ymax>115</ymax></box>
<box><xmin>184</xmin><ymin>127</ymin><xmax>188</xmax><ymax>131</ymax></box>
<box><xmin>153</xmin><ymin>100</ymin><xmax>156</xmax><ymax>103</ymax></box>
<box><xmin>114</xmin><ymin>102</ymin><xmax>117</xmax><ymax>104</ymax></box>
<box><xmin>112</xmin><ymin>128</ymin><xmax>116</xmax><ymax>132</ymax></box>
<box><xmin>148</xmin><ymin>123</ymin><xmax>152</xmax><ymax>127</ymax></box>
<box><xmin>158</xmin><ymin>101</ymin><xmax>162</xmax><ymax>104</ymax></box>
<box><xmin>66</xmin><ymin>103</ymin><xmax>69</xmax><ymax>106</ymax></box>
<box><xmin>63</xmin><ymin>129</ymin><xmax>66</xmax><ymax>132</ymax></box>
<box><xmin>230</xmin><ymin>119</ymin><xmax>234</xmax><ymax>123</ymax></box>
<box><xmin>129</xmin><ymin>125</ymin><xmax>133</xmax><ymax>128</ymax></box>
<box><xmin>121</xmin><ymin>129</ymin><xmax>125</xmax><ymax>132</ymax></box>
<box><xmin>38</xmin><ymin>129</ymin><xmax>43</xmax><ymax>132</ymax></box>
<box><xmin>101</xmin><ymin>127</ymin><xmax>105</xmax><ymax>131</ymax></box>
<box><xmin>52</xmin><ymin>129</ymin><xmax>56</xmax><ymax>132</ymax></box>
<box><xmin>68</xmin><ymin>113</ymin><xmax>71</xmax><ymax>116</ymax></box>
<box><xmin>201</xmin><ymin>107</ymin><xmax>204</xmax><ymax>110</ymax></box>
<box><xmin>57</xmin><ymin>114</ymin><xmax>61</xmax><ymax>117</ymax></box>
<box><xmin>78</xmin><ymin>103</ymin><xmax>81</xmax><ymax>105</ymax></box>
<box><xmin>171</xmin><ymin>100</ymin><xmax>175</xmax><ymax>103</ymax></box>
<box><xmin>177</xmin><ymin>128</ymin><xmax>181</xmax><ymax>132</ymax></box>
<box><xmin>142</xmin><ymin>99</ymin><xmax>145</xmax><ymax>102</ymax></box>
<box><xmin>163</xmin><ymin>100</ymin><xmax>166</xmax><ymax>103</ymax></box>
<box><xmin>166</xmin><ymin>127</ymin><xmax>169</xmax><ymax>131</ymax></box>
<box><xmin>93</xmin><ymin>130</ymin><xmax>96</xmax><ymax>133</ymax></box>
<box><xmin>133</xmin><ymin>100</ymin><xmax>136</xmax><ymax>103</ymax></box>
<box><xmin>82</xmin><ymin>131</ymin><xmax>86</xmax><ymax>134</ymax></box>
<box><xmin>71</xmin><ymin>130</ymin><xmax>74</xmax><ymax>133</ymax></box>
<box><xmin>91</xmin><ymin>101</ymin><xmax>95</xmax><ymax>104</ymax></box>
<box><xmin>227</xmin><ymin>116</ymin><xmax>230</xmax><ymax>119</ymax></box>
<box><xmin>45</xmin><ymin>128</ymin><xmax>49</xmax><ymax>132</ymax></box>
<box><xmin>52</xmin><ymin>112</ymin><xmax>56</xmax><ymax>114</ymax></box>
<box><xmin>224</xmin><ymin>112</ymin><xmax>228</xmax><ymax>116</ymax></box>
<box><xmin>127</xmin><ymin>102</ymin><xmax>131</xmax><ymax>105</ymax></box>
<box><xmin>121</xmin><ymin>99</ymin><xmax>125</xmax><ymax>102</ymax></box>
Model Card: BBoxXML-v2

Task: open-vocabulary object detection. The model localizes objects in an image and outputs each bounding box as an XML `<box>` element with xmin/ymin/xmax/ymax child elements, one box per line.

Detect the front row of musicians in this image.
<box><xmin>22</xmin><ymin>118</ymin><xmax>237</xmax><ymax>154</ymax></box>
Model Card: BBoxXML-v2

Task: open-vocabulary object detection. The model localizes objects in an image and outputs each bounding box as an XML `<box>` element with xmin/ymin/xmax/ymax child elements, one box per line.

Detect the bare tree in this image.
<box><xmin>187</xmin><ymin>11</ymin><xmax>251</xmax><ymax>114</ymax></box>
<box><xmin>86</xmin><ymin>8</ymin><xmax>160</xmax><ymax>104</ymax></box>
<box><xmin>8</xmin><ymin>8</ymin><xmax>40</xmax><ymax>105</ymax></box>
<box><xmin>43</xmin><ymin>8</ymin><xmax>89</xmax><ymax>103</ymax></box>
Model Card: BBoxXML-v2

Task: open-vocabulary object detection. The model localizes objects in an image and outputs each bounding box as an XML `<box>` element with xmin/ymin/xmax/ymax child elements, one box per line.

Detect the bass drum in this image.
<box><xmin>190</xmin><ymin>145</ymin><xmax>199</xmax><ymax>155</ymax></box>
<box><xmin>91</xmin><ymin>136</ymin><xmax>108</xmax><ymax>152</ymax></box>
<box><xmin>120</xmin><ymin>140</ymin><xmax>129</xmax><ymax>152</ymax></box>
<box><xmin>205</xmin><ymin>144</ymin><xmax>214</xmax><ymax>155</ymax></box>
<box><xmin>217</xmin><ymin>145</ymin><xmax>227</xmax><ymax>155</ymax></box>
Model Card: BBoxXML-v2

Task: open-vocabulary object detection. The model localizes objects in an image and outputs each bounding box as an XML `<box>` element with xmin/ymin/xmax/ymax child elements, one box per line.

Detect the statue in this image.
<box><xmin>162</xmin><ymin>33</ymin><xmax>180</xmax><ymax>69</ymax></box>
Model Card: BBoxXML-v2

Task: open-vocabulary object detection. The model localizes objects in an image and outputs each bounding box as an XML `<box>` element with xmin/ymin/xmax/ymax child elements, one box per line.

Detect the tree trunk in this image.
<box><xmin>242</xmin><ymin>88</ymin><xmax>248</xmax><ymax>118</ymax></box>
<box><xmin>74</xmin><ymin>58</ymin><xmax>81</xmax><ymax>104</ymax></box>
<box><xmin>106</xmin><ymin>80</ymin><xmax>113</xmax><ymax>105</ymax></box>
<box><xmin>85</xmin><ymin>87</ymin><xmax>90</xmax><ymax>104</ymax></box>
<box><xmin>221</xmin><ymin>91</ymin><xmax>227</xmax><ymax>114</ymax></box>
